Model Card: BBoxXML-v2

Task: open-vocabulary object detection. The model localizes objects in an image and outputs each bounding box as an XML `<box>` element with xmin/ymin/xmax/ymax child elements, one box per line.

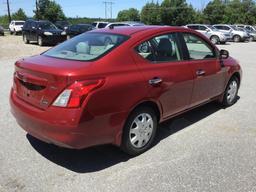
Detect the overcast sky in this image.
<box><xmin>0</xmin><ymin>0</ymin><xmax>211</xmax><ymax>18</ymax></box>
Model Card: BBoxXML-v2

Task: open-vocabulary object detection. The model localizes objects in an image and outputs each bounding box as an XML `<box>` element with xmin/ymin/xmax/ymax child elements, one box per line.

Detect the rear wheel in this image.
<box><xmin>38</xmin><ymin>36</ymin><xmax>44</xmax><ymax>46</ymax></box>
<box><xmin>221</xmin><ymin>76</ymin><xmax>239</xmax><ymax>107</ymax></box>
<box><xmin>233</xmin><ymin>35</ymin><xmax>241</xmax><ymax>42</ymax></box>
<box><xmin>23</xmin><ymin>34</ymin><xmax>29</xmax><ymax>44</ymax></box>
<box><xmin>121</xmin><ymin>106</ymin><xmax>157</xmax><ymax>156</ymax></box>
<box><xmin>210</xmin><ymin>35</ymin><xmax>220</xmax><ymax>44</ymax></box>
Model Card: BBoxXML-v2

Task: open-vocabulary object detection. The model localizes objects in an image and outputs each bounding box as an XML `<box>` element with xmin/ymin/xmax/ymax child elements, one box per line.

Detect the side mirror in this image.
<box><xmin>206</xmin><ymin>29</ymin><xmax>210</xmax><ymax>32</ymax></box>
<box><xmin>220</xmin><ymin>49</ymin><xmax>229</xmax><ymax>59</ymax></box>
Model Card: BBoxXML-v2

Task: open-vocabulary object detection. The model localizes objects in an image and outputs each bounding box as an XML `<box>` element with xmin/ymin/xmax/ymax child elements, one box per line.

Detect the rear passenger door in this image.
<box><xmin>180</xmin><ymin>32</ymin><xmax>226</xmax><ymax>107</ymax></box>
<box><xmin>133</xmin><ymin>33</ymin><xmax>194</xmax><ymax>119</ymax></box>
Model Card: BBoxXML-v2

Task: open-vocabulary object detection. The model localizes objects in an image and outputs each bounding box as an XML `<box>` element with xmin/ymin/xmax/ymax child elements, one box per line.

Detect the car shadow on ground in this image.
<box><xmin>27</xmin><ymin>101</ymin><xmax>226</xmax><ymax>173</ymax></box>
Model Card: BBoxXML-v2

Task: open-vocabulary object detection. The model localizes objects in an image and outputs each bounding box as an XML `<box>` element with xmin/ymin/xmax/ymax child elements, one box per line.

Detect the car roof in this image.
<box><xmin>92</xmin><ymin>25</ymin><xmax>190</xmax><ymax>36</ymax></box>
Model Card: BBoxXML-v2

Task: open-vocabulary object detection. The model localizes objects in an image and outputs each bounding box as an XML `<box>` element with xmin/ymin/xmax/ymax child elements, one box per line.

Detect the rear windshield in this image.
<box><xmin>43</xmin><ymin>32</ymin><xmax>129</xmax><ymax>61</ymax></box>
<box><xmin>15</xmin><ymin>22</ymin><xmax>24</xmax><ymax>25</ymax></box>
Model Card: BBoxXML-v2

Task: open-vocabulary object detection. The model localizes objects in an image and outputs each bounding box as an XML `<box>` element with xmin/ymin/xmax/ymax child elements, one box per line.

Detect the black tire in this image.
<box><xmin>221</xmin><ymin>76</ymin><xmax>239</xmax><ymax>107</ymax></box>
<box><xmin>23</xmin><ymin>34</ymin><xmax>29</xmax><ymax>44</ymax></box>
<box><xmin>210</xmin><ymin>35</ymin><xmax>220</xmax><ymax>44</ymax></box>
<box><xmin>233</xmin><ymin>35</ymin><xmax>241</xmax><ymax>43</ymax></box>
<box><xmin>121</xmin><ymin>106</ymin><xmax>158</xmax><ymax>156</ymax></box>
<box><xmin>38</xmin><ymin>36</ymin><xmax>44</xmax><ymax>46</ymax></box>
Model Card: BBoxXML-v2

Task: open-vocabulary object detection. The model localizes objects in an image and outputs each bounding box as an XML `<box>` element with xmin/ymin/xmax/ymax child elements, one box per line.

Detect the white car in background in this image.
<box><xmin>185</xmin><ymin>24</ymin><xmax>231</xmax><ymax>44</ymax></box>
<box><xmin>105</xmin><ymin>21</ymin><xmax>145</xmax><ymax>28</ymax></box>
<box><xmin>9</xmin><ymin>20</ymin><xmax>25</xmax><ymax>35</ymax></box>
<box><xmin>213</xmin><ymin>24</ymin><xmax>250</xmax><ymax>42</ymax></box>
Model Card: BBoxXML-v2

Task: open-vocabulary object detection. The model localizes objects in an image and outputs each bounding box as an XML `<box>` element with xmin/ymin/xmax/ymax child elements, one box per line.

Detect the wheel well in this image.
<box><xmin>231</xmin><ymin>72</ymin><xmax>241</xmax><ymax>87</ymax></box>
<box><xmin>233</xmin><ymin>34</ymin><xmax>241</xmax><ymax>38</ymax></box>
<box><xmin>133</xmin><ymin>101</ymin><xmax>161</xmax><ymax>122</ymax></box>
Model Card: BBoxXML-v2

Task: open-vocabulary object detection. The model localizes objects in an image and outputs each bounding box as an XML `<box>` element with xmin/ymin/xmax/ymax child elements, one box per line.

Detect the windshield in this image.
<box><xmin>43</xmin><ymin>32</ymin><xmax>129</xmax><ymax>61</ymax></box>
<box><xmin>15</xmin><ymin>22</ymin><xmax>24</xmax><ymax>25</ymax></box>
<box><xmin>39</xmin><ymin>22</ymin><xmax>57</xmax><ymax>30</ymax></box>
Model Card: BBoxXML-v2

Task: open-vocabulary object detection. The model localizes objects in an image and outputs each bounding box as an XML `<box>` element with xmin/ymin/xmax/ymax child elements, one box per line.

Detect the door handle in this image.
<box><xmin>196</xmin><ymin>69</ymin><xmax>206</xmax><ymax>76</ymax></box>
<box><xmin>149</xmin><ymin>77</ymin><xmax>162</xmax><ymax>86</ymax></box>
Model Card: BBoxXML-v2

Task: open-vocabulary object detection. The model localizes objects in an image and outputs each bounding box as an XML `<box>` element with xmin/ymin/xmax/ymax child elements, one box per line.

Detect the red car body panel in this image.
<box><xmin>10</xmin><ymin>26</ymin><xmax>242</xmax><ymax>149</ymax></box>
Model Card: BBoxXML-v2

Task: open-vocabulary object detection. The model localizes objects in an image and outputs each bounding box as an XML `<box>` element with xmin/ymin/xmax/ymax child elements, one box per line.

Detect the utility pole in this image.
<box><xmin>6</xmin><ymin>0</ymin><xmax>11</xmax><ymax>23</ymax></box>
<box><xmin>35</xmin><ymin>0</ymin><xmax>39</xmax><ymax>19</ymax></box>
<box><xmin>103</xmin><ymin>1</ymin><xmax>114</xmax><ymax>19</ymax></box>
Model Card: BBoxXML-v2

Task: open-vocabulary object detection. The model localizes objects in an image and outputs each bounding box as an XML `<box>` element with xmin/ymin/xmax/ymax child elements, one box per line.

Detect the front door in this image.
<box><xmin>180</xmin><ymin>32</ymin><xmax>226</xmax><ymax>107</ymax></box>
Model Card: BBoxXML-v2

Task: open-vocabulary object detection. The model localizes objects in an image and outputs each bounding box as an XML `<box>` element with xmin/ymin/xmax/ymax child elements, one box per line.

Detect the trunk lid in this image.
<box><xmin>13</xmin><ymin>55</ymin><xmax>93</xmax><ymax>110</ymax></box>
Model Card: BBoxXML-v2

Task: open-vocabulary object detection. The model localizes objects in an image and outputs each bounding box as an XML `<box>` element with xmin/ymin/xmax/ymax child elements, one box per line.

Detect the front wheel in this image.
<box><xmin>221</xmin><ymin>77</ymin><xmax>239</xmax><ymax>107</ymax></box>
<box><xmin>38</xmin><ymin>36</ymin><xmax>44</xmax><ymax>46</ymax></box>
<box><xmin>210</xmin><ymin>35</ymin><xmax>220</xmax><ymax>44</ymax></box>
<box><xmin>121</xmin><ymin>106</ymin><xmax>158</xmax><ymax>156</ymax></box>
<box><xmin>23</xmin><ymin>34</ymin><xmax>29</xmax><ymax>44</ymax></box>
<box><xmin>233</xmin><ymin>35</ymin><xmax>241</xmax><ymax>42</ymax></box>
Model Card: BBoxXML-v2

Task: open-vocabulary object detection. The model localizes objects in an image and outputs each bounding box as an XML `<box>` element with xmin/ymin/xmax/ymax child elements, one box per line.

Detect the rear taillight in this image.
<box><xmin>53</xmin><ymin>79</ymin><xmax>104</xmax><ymax>108</ymax></box>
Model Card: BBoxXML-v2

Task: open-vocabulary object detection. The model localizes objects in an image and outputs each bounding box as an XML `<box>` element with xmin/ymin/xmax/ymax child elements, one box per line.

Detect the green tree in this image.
<box><xmin>34</xmin><ymin>0</ymin><xmax>66</xmax><ymax>22</ymax></box>
<box><xmin>12</xmin><ymin>8</ymin><xmax>27</xmax><ymax>20</ymax></box>
<box><xmin>241</xmin><ymin>0</ymin><xmax>256</xmax><ymax>24</ymax></box>
<box><xmin>0</xmin><ymin>15</ymin><xmax>10</xmax><ymax>28</ymax></box>
<box><xmin>117</xmin><ymin>8</ymin><xmax>140</xmax><ymax>21</ymax></box>
<box><xmin>203</xmin><ymin>0</ymin><xmax>227</xmax><ymax>24</ymax></box>
<box><xmin>160</xmin><ymin>0</ymin><xmax>197</xmax><ymax>26</ymax></box>
<box><xmin>141</xmin><ymin>1</ymin><xmax>162</xmax><ymax>25</ymax></box>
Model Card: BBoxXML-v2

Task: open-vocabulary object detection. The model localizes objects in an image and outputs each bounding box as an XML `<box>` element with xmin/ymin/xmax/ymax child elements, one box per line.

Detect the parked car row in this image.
<box><xmin>185</xmin><ymin>24</ymin><xmax>256</xmax><ymax>44</ymax></box>
<box><xmin>3</xmin><ymin>19</ymin><xmax>256</xmax><ymax>47</ymax></box>
<box><xmin>11</xmin><ymin>19</ymin><xmax>144</xmax><ymax>46</ymax></box>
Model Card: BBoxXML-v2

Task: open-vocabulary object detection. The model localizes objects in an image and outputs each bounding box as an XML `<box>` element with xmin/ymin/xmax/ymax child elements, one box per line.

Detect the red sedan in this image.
<box><xmin>10</xmin><ymin>26</ymin><xmax>242</xmax><ymax>155</ymax></box>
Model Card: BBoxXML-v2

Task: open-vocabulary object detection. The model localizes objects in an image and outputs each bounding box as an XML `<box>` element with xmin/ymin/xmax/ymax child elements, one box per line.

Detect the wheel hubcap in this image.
<box><xmin>227</xmin><ymin>80</ymin><xmax>238</xmax><ymax>103</ymax></box>
<box><xmin>211</xmin><ymin>37</ymin><xmax>218</xmax><ymax>44</ymax></box>
<box><xmin>129</xmin><ymin>113</ymin><xmax>154</xmax><ymax>148</ymax></box>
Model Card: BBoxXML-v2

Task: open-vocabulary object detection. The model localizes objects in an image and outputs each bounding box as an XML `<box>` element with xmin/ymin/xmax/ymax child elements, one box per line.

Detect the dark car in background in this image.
<box><xmin>22</xmin><ymin>19</ymin><xmax>66</xmax><ymax>46</ymax></box>
<box><xmin>55</xmin><ymin>20</ymin><xmax>70</xmax><ymax>30</ymax></box>
<box><xmin>0</xmin><ymin>25</ymin><xmax>4</xmax><ymax>36</ymax></box>
<box><xmin>65</xmin><ymin>24</ymin><xmax>94</xmax><ymax>39</ymax></box>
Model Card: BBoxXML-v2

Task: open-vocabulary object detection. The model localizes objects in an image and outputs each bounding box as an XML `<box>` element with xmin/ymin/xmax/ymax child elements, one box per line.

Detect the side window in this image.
<box><xmin>135</xmin><ymin>33</ymin><xmax>181</xmax><ymax>62</ymax></box>
<box><xmin>246</xmin><ymin>26</ymin><xmax>252</xmax><ymax>31</ymax></box>
<box><xmin>182</xmin><ymin>33</ymin><xmax>216</xmax><ymax>60</ymax></box>
<box><xmin>223</xmin><ymin>26</ymin><xmax>230</xmax><ymax>31</ymax></box>
<box><xmin>98</xmin><ymin>23</ymin><xmax>107</xmax><ymax>28</ymax></box>
<box><xmin>187</xmin><ymin>25</ymin><xmax>198</xmax><ymax>30</ymax></box>
<box><xmin>199</xmin><ymin>26</ymin><xmax>207</xmax><ymax>31</ymax></box>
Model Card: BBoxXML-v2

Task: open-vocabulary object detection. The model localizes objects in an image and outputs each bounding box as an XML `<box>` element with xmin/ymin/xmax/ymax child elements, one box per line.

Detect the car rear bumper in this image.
<box><xmin>10</xmin><ymin>88</ymin><xmax>116</xmax><ymax>149</ymax></box>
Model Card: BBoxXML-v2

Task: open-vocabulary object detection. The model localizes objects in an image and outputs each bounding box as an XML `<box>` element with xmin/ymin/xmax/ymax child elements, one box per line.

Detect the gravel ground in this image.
<box><xmin>0</xmin><ymin>35</ymin><xmax>256</xmax><ymax>192</ymax></box>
